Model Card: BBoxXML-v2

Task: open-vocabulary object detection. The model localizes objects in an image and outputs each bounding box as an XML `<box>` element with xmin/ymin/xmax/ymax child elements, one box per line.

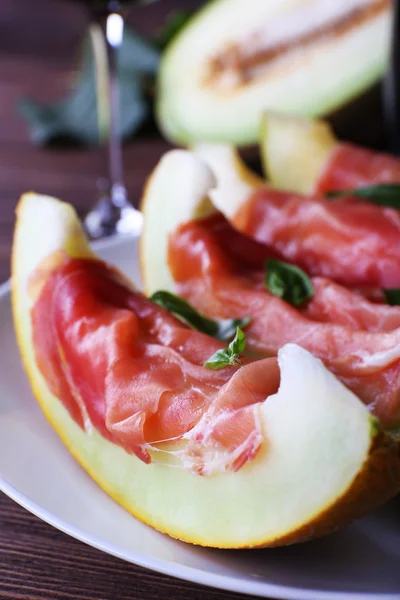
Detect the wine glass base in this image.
<box><xmin>84</xmin><ymin>198</ymin><xmax>143</xmax><ymax>239</ymax></box>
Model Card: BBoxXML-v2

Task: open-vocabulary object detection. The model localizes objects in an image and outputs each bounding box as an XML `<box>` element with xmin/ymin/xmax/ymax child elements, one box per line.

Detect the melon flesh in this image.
<box><xmin>193</xmin><ymin>143</ymin><xmax>264</xmax><ymax>220</ymax></box>
<box><xmin>139</xmin><ymin>151</ymin><xmax>216</xmax><ymax>296</ymax></box>
<box><xmin>157</xmin><ymin>0</ymin><xmax>391</xmax><ymax>145</ymax></box>
<box><xmin>13</xmin><ymin>193</ymin><xmax>400</xmax><ymax>548</ymax></box>
<box><xmin>260</xmin><ymin>113</ymin><xmax>337</xmax><ymax>194</ymax></box>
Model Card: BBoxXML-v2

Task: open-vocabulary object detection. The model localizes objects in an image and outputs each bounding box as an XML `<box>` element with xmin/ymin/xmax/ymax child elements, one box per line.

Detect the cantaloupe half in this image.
<box><xmin>260</xmin><ymin>113</ymin><xmax>338</xmax><ymax>194</ymax></box>
<box><xmin>13</xmin><ymin>192</ymin><xmax>400</xmax><ymax>548</ymax></box>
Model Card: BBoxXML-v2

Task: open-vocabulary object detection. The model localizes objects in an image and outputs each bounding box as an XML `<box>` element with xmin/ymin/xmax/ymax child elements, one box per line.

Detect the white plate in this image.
<box><xmin>1</xmin><ymin>234</ymin><xmax>400</xmax><ymax>600</ymax></box>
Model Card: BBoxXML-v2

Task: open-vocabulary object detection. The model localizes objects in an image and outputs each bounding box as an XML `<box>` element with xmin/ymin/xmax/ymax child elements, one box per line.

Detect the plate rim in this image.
<box><xmin>1</xmin><ymin>234</ymin><xmax>399</xmax><ymax>600</ymax></box>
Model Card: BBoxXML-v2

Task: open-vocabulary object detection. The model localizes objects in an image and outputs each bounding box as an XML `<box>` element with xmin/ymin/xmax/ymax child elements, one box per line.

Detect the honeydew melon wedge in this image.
<box><xmin>13</xmin><ymin>192</ymin><xmax>400</xmax><ymax>548</ymax></box>
<box><xmin>157</xmin><ymin>0</ymin><xmax>391</xmax><ymax>146</ymax></box>
<box><xmin>192</xmin><ymin>143</ymin><xmax>264</xmax><ymax>223</ymax></box>
<box><xmin>260</xmin><ymin>113</ymin><xmax>337</xmax><ymax>194</ymax></box>
<box><xmin>139</xmin><ymin>150</ymin><xmax>217</xmax><ymax>296</ymax></box>
<box><xmin>140</xmin><ymin>146</ymin><xmax>252</xmax><ymax>296</ymax></box>
<box><xmin>193</xmin><ymin>143</ymin><xmax>264</xmax><ymax>220</ymax></box>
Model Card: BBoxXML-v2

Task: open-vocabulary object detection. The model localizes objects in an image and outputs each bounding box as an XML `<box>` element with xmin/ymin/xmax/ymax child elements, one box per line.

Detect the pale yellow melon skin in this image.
<box><xmin>12</xmin><ymin>193</ymin><xmax>400</xmax><ymax>549</ymax></box>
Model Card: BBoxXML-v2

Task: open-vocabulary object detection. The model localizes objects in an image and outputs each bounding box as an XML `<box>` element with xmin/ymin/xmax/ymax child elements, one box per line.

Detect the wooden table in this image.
<box><xmin>0</xmin><ymin>0</ymin><xmax>262</xmax><ymax>598</ymax></box>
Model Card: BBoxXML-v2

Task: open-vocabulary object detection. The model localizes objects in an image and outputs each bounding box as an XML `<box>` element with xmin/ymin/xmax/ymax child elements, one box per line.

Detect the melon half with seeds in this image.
<box><xmin>12</xmin><ymin>192</ymin><xmax>400</xmax><ymax>548</ymax></box>
<box><xmin>157</xmin><ymin>0</ymin><xmax>391</xmax><ymax>145</ymax></box>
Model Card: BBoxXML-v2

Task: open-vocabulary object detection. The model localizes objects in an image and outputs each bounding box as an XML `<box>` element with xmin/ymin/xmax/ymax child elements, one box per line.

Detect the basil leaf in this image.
<box><xmin>151</xmin><ymin>291</ymin><xmax>250</xmax><ymax>341</ymax></box>
<box><xmin>326</xmin><ymin>184</ymin><xmax>400</xmax><ymax>209</ymax></box>
<box><xmin>229</xmin><ymin>326</ymin><xmax>246</xmax><ymax>356</ymax></box>
<box><xmin>20</xmin><ymin>27</ymin><xmax>159</xmax><ymax>147</ymax></box>
<box><xmin>383</xmin><ymin>288</ymin><xmax>400</xmax><ymax>305</ymax></box>
<box><xmin>203</xmin><ymin>348</ymin><xmax>236</xmax><ymax>370</ymax></box>
<box><xmin>204</xmin><ymin>327</ymin><xmax>246</xmax><ymax>370</ymax></box>
<box><xmin>265</xmin><ymin>259</ymin><xmax>314</xmax><ymax>307</ymax></box>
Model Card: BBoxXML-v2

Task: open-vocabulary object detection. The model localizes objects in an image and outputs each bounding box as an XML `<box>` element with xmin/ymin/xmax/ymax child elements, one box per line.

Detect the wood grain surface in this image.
<box><xmin>0</xmin><ymin>1</ymin><xmax>262</xmax><ymax>598</ymax></box>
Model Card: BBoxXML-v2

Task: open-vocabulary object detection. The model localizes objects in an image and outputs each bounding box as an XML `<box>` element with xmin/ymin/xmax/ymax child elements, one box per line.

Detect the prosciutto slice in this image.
<box><xmin>31</xmin><ymin>256</ymin><xmax>280</xmax><ymax>474</ymax></box>
<box><xmin>230</xmin><ymin>186</ymin><xmax>400</xmax><ymax>288</ymax></box>
<box><xmin>316</xmin><ymin>143</ymin><xmax>400</xmax><ymax>193</ymax></box>
<box><xmin>303</xmin><ymin>278</ymin><xmax>400</xmax><ymax>332</ymax></box>
<box><xmin>169</xmin><ymin>215</ymin><xmax>400</xmax><ymax>428</ymax></box>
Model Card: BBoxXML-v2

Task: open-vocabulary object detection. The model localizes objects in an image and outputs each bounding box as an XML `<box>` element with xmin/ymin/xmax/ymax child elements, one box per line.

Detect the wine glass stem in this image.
<box><xmin>91</xmin><ymin>12</ymin><xmax>127</xmax><ymax>205</ymax></box>
<box><xmin>106</xmin><ymin>13</ymin><xmax>125</xmax><ymax>199</ymax></box>
<box><xmin>85</xmin><ymin>9</ymin><xmax>142</xmax><ymax>239</ymax></box>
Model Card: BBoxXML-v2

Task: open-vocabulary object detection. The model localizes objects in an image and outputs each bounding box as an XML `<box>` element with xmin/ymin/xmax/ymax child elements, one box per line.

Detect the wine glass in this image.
<box><xmin>72</xmin><ymin>0</ymin><xmax>144</xmax><ymax>238</ymax></box>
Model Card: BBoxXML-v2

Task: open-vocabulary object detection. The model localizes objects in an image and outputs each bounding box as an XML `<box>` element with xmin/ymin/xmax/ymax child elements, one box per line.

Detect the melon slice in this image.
<box><xmin>139</xmin><ymin>150</ymin><xmax>216</xmax><ymax>296</ymax></box>
<box><xmin>260</xmin><ymin>112</ymin><xmax>400</xmax><ymax>195</ymax></box>
<box><xmin>13</xmin><ymin>192</ymin><xmax>400</xmax><ymax>548</ymax></box>
<box><xmin>157</xmin><ymin>0</ymin><xmax>391</xmax><ymax>146</ymax></box>
<box><xmin>193</xmin><ymin>143</ymin><xmax>264</xmax><ymax>219</ymax></box>
<box><xmin>260</xmin><ymin>113</ymin><xmax>337</xmax><ymax>194</ymax></box>
<box><xmin>192</xmin><ymin>143</ymin><xmax>262</xmax><ymax>221</ymax></box>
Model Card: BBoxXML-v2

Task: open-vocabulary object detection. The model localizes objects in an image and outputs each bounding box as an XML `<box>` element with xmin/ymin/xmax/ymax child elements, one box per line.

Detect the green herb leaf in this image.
<box><xmin>19</xmin><ymin>27</ymin><xmax>160</xmax><ymax>147</ymax></box>
<box><xmin>229</xmin><ymin>326</ymin><xmax>246</xmax><ymax>356</ymax></box>
<box><xmin>151</xmin><ymin>290</ymin><xmax>250</xmax><ymax>341</ymax></box>
<box><xmin>326</xmin><ymin>184</ymin><xmax>400</xmax><ymax>209</ymax></box>
<box><xmin>383</xmin><ymin>288</ymin><xmax>400</xmax><ymax>305</ymax></box>
<box><xmin>119</xmin><ymin>28</ymin><xmax>160</xmax><ymax>75</ymax></box>
<box><xmin>155</xmin><ymin>9</ymin><xmax>194</xmax><ymax>50</ymax></box>
<box><xmin>204</xmin><ymin>327</ymin><xmax>246</xmax><ymax>370</ymax></box>
<box><xmin>265</xmin><ymin>259</ymin><xmax>314</xmax><ymax>306</ymax></box>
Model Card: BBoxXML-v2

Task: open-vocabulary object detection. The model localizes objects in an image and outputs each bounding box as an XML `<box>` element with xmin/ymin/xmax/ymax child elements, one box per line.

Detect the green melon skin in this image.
<box><xmin>156</xmin><ymin>0</ymin><xmax>391</xmax><ymax>146</ymax></box>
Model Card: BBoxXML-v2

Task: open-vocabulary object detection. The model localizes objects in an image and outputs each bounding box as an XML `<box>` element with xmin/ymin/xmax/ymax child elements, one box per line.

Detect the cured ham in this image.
<box><xmin>230</xmin><ymin>186</ymin><xmax>400</xmax><ymax>288</ymax></box>
<box><xmin>168</xmin><ymin>214</ymin><xmax>400</xmax><ymax>428</ymax></box>
<box><xmin>31</xmin><ymin>255</ymin><xmax>281</xmax><ymax>475</ymax></box>
<box><xmin>316</xmin><ymin>143</ymin><xmax>400</xmax><ymax>193</ymax></box>
<box><xmin>303</xmin><ymin>278</ymin><xmax>400</xmax><ymax>332</ymax></box>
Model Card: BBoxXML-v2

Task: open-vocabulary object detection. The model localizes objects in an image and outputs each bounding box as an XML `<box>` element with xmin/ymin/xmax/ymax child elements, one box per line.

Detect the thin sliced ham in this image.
<box><xmin>32</xmin><ymin>256</ymin><xmax>280</xmax><ymax>474</ymax></box>
<box><xmin>303</xmin><ymin>278</ymin><xmax>400</xmax><ymax>332</ymax></box>
<box><xmin>168</xmin><ymin>216</ymin><xmax>400</xmax><ymax>428</ymax></box>
<box><xmin>231</xmin><ymin>187</ymin><xmax>400</xmax><ymax>288</ymax></box>
<box><xmin>316</xmin><ymin>143</ymin><xmax>400</xmax><ymax>193</ymax></box>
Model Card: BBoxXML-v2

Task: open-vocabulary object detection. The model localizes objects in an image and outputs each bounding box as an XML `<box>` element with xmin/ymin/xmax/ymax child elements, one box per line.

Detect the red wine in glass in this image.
<box><xmin>69</xmin><ymin>0</ymin><xmax>144</xmax><ymax>238</ymax></box>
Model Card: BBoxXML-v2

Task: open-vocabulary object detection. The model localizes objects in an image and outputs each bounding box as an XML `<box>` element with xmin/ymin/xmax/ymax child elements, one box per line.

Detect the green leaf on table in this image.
<box><xmin>19</xmin><ymin>27</ymin><xmax>160</xmax><ymax>146</ymax></box>
<box><xmin>383</xmin><ymin>288</ymin><xmax>400</xmax><ymax>305</ymax></box>
<box><xmin>154</xmin><ymin>9</ymin><xmax>194</xmax><ymax>50</ymax></box>
<box><xmin>265</xmin><ymin>259</ymin><xmax>314</xmax><ymax>306</ymax></box>
<box><xmin>151</xmin><ymin>290</ymin><xmax>250</xmax><ymax>342</ymax></box>
<box><xmin>204</xmin><ymin>327</ymin><xmax>246</xmax><ymax>370</ymax></box>
<box><xmin>119</xmin><ymin>28</ymin><xmax>160</xmax><ymax>75</ymax></box>
<box><xmin>326</xmin><ymin>184</ymin><xmax>400</xmax><ymax>209</ymax></box>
